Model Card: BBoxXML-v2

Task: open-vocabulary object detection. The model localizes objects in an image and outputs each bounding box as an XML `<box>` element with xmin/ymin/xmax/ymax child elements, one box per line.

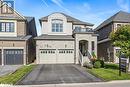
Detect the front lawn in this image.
<box><xmin>0</xmin><ymin>65</ymin><xmax>35</xmax><ymax>85</ymax></box>
<box><xmin>87</xmin><ymin>63</ymin><xmax>130</xmax><ymax>81</ymax></box>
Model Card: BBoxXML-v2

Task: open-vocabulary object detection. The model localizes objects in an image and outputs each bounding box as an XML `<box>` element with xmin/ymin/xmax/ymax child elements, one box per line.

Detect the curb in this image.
<box><xmin>15</xmin><ymin>65</ymin><xmax>37</xmax><ymax>85</ymax></box>
<box><xmin>16</xmin><ymin>80</ymin><xmax>130</xmax><ymax>87</ymax></box>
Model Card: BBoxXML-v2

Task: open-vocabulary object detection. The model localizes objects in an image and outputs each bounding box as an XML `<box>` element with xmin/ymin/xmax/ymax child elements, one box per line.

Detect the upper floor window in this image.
<box><xmin>0</xmin><ymin>22</ymin><xmax>15</xmax><ymax>32</ymax></box>
<box><xmin>117</xmin><ymin>24</ymin><xmax>121</xmax><ymax>28</ymax></box>
<box><xmin>52</xmin><ymin>19</ymin><xmax>63</xmax><ymax>32</ymax></box>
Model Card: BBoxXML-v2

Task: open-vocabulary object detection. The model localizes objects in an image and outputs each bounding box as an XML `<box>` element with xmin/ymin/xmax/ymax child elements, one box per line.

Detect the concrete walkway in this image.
<box><xmin>18</xmin><ymin>64</ymin><xmax>101</xmax><ymax>85</ymax></box>
<box><xmin>0</xmin><ymin>65</ymin><xmax>21</xmax><ymax>77</ymax></box>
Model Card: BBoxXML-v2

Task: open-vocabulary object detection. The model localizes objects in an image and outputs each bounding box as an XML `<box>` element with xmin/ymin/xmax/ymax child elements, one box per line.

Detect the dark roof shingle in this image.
<box><xmin>40</xmin><ymin>12</ymin><xmax>94</xmax><ymax>26</ymax></box>
<box><xmin>95</xmin><ymin>11</ymin><xmax>130</xmax><ymax>31</ymax></box>
<box><xmin>35</xmin><ymin>35</ymin><xmax>74</xmax><ymax>40</ymax></box>
<box><xmin>0</xmin><ymin>35</ymin><xmax>32</xmax><ymax>41</ymax></box>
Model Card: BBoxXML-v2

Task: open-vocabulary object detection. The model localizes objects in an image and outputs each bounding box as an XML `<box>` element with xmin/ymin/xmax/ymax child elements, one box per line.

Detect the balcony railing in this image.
<box><xmin>73</xmin><ymin>27</ymin><xmax>94</xmax><ymax>33</ymax></box>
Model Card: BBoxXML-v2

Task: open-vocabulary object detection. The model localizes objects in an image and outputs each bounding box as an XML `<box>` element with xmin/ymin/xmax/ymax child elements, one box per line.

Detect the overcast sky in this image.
<box><xmin>14</xmin><ymin>0</ymin><xmax>130</xmax><ymax>35</ymax></box>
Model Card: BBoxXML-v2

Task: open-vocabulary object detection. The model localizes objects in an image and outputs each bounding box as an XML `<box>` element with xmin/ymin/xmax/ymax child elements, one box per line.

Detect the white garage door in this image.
<box><xmin>57</xmin><ymin>49</ymin><xmax>74</xmax><ymax>63</ymax></box>
<box><xmin>39</xmin><ymin>49</ymin><xmax>56</xmax><ymax>64</ymax></box>
<box><xmin>39</xmin><ymin>49</ymin><xmax>74</xmax><ymax>64</ymax></box>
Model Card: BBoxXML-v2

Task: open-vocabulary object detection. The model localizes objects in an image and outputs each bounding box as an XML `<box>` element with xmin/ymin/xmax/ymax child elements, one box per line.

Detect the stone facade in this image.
<box><xmin>36</xmin><ymin>12</ymin><xmax>98</xmax><ymax>64</ymax></box>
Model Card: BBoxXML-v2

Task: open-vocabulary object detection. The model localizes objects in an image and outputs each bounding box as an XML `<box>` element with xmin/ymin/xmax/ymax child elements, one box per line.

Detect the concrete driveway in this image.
<box><xmin>18</xmin><ymin>64</ymin><xmax>102</xmax><ymax>85</ymax></box>
<box><xmin>0</xmin><ymin>65</ymin><xmax>22</xmax><ymax>77</ymax></box>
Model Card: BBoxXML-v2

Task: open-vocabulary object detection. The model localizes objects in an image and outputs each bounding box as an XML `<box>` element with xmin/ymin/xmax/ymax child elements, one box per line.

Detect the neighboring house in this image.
<box><xmin>95</xmin><ymin>11</ymin><xmax>130</xmax><ymax>63</ymax></box>
<box><xmin>35</xmin><ymin>12</ymin><xmax>98</xmax><ymax>64</ymax></box>
<box><xmin>0</xmin><ymin>1</ymin><xmax>37</xmax><ymax>65</ymax></box>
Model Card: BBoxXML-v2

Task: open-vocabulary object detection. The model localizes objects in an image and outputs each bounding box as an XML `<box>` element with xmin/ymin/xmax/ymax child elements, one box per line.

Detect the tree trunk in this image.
<box><xmin>128</xmin><ymin>57</ymin><xmax>130</xmax><ymax>72</ymax></box>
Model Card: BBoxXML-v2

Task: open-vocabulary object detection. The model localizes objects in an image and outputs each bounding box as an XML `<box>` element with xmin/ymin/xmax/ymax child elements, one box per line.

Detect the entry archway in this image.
<box><xmin>79</xmin><ymin>40</ymin><xmax>88</xmax><ymax>56</ymax></box>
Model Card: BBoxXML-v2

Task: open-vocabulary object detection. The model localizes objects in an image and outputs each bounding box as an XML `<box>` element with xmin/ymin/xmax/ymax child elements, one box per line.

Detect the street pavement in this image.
<box><xmin>1</xmin><ymin>80</ymin><xmax>130</xmax><ymax>87</ymax></box>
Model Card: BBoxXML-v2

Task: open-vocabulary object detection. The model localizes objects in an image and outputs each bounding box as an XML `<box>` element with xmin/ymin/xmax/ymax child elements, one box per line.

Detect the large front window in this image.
<box><xmin>52</xmin><ymin>19</ymin><xmax>63</xmax><ymax>32</ymax></box>
<box><xmin>0</xmin><ymin>22</ymin><xmax>14</xmax><ymax>32</ymax></box>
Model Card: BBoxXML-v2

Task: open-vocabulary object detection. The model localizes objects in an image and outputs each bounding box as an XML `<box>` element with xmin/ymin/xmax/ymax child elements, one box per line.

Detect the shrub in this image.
<box><xmin>91</xmin><ymin>59</ymin><xmax>104</xmax><ymax>68</ymax></box>
<box><xmin>98</xmin><ymin>60</ymin><xmax>104</xmax><ymax>68</ymax></box>
<box><xmin>94</xmin><ymin>61</ymin><xmax>101</xmax><ymax>68</ymax></box>
<box><xmin>83</xmin><ymin>62</ymin><xmax>93</xmax><ymax>69</ymax></box>
<box><xmin>104</xmin><ymin>63</ymin><xmax>119</xmax><ymax>70</ymax></box>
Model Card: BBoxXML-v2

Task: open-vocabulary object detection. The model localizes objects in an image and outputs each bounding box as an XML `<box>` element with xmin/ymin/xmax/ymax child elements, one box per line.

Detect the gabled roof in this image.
<box><xmin>25</xmin><ymin>16</ymin><xmax>34</xmax><ymax>22</ymax></box>
<box><xmin>0</xmin><ymin>0</ymin><xmax>26</xmax><ymax>20</ymax></box>
<box><xmin>40</xmin><ymin>12</ymin><xmax>94</xmax><ymax>26</ymax></box>
<box><xmin>95</xmin><ymin>11</ymin><xmax>130</xmax><ymax>31</ymax></box>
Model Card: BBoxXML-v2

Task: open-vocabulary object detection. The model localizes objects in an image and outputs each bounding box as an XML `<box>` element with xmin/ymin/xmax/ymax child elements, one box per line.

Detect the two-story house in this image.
<box><xmin>35</xmin><ymin>12</ymin><xmax>98</xmax><ymax>65</ymax></box>
<box><xmin>0</xmin><ymin>1</ymin><xmax>37</xmax><ymax>65</ymax></box>
<box><xmin>95</xmin><ymin>11</ymin><xmax>130</xmax><ymax>63</ymax></box>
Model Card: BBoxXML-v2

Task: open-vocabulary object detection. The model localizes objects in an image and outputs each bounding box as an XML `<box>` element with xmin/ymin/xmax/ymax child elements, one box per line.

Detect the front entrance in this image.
<box><xmin>79</xmin><ymin>40</ymin><xmax>88</xmax><ymax>56</ymax></box>
<box><xmin>4</xmin><ymin>49</ymin><xmax>24</xmax><ymax>65</ymax></box>
<box><xmin>39</xmin><ymin>49</ymin><xmax>74</xmax><ymax>64</ymax></box>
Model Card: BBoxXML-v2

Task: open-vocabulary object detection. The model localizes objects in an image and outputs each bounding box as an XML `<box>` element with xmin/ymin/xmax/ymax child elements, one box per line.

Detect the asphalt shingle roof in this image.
<box><xmin>0</xmin><ymin>35</ymin><xmax>32</xmax><ymax>41</ymax></box>
<box><xmin>95</xmin><ymin>11</ymin><xmax>130</xmax><ymax>31</ymax></box>
<box><xmin>35</xmin><ymin>35</ymin><xmax>74</xmax><ymax>40</ymax></box>
<box><xmin>40</xmin><ymin>12</ymin><xmax>94</xmax><ymax>26</ymax></box>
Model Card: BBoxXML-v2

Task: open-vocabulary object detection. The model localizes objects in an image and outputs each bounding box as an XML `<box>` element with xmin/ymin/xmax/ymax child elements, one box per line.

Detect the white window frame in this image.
<box><xmin>52</xmin><ymin>19</ymin><xmax>63</xmax><ymax>32</ymax></box>
<box><xmin>0</xmin><ymin>20</ymin><xmax>17</xmax><ymax>37</ymax></box>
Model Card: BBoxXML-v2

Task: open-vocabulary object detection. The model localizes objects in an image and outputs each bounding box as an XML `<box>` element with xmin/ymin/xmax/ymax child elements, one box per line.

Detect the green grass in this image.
<box><xmin>87</xmin><ymin>63</ymin><xmax>130</xmax><ymax>81</ymax></box>
<box><xmin>0</xmin><ymin>65</ymin><xmax>35</xmax><ymax>85</ymax></box>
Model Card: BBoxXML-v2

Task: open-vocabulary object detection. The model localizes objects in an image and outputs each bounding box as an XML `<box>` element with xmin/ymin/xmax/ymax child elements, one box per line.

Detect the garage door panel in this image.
<box><xmin>39</xmin><ymin>49</ymin><xmax>56</xmax><ymax>64</ymax></box>
<box><xmin>14</xmin><ymin>50</ymin><xmax>23</xmax><ymax>64</ymax></box>
<box><xmin>4</xmin><ymin>49</ymin><xmax>23</xmax><ymax>65</ymax></box>
<box><xmin>5</xmin><ymin>51</ymin><xmax>14</xmax><ymax>65</ymax></box>
<box><xmin>57</xmin><ymin>49</ymin><xmax>74</xmax><ymax>64</ymax></box>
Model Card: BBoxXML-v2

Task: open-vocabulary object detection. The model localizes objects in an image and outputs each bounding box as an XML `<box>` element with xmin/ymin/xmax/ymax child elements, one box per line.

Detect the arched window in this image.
<box><xmin>52</xmin><ymin>19</ymin><xmax>63</xmax><ymax>32</ymax></box>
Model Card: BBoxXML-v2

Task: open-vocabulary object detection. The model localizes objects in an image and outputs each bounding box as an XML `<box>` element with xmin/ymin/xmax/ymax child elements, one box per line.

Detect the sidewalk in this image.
<box><xmin>1</xmin><ymin>80</ymin><xmax>130</xmax><ymax>87</ymax></box>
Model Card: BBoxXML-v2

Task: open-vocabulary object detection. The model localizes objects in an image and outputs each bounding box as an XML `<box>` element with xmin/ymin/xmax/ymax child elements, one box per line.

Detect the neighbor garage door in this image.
<box><xmin>39</xmin><ymin>49</ymin><xmax>74</xmax><ymax>64</ymax></box>
<box><xmin>4</xmin><ymin>49</ymin><xmax>23</xmax><ymax>65</ymax></box>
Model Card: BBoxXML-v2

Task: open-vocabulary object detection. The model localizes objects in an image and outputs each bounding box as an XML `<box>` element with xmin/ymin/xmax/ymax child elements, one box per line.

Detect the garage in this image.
<box><xmin>39</xmin><ymin>49</ymin><xmax>74</xmax><ymax>64</ymax></box>
<box><xmin>4</xmin><ymin>49</ymin><xmax>24</xmax><ymax>65</ymax></box>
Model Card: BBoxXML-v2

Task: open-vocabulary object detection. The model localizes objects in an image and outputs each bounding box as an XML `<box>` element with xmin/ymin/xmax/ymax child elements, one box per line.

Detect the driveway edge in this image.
<box><xmin>15</xmin><ymin>65</ymin><xmax>37</xmax><ymax>85</ymax></box>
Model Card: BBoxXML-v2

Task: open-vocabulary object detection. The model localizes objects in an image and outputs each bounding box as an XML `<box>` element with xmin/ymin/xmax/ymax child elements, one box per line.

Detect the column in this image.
<box><xmin>2</xmin><ymin>49</ymin><xmax>4</xmax><ymax>66</ymax></box>
<box><xmin>75</xmin><ymin>38</ymin><xmax>79</xmax><ymax>64</ymax></box>
<box><xmin>88</xmin><ymin>41</ymin><xmax>92</xmax><ymax>55</ymax></box>
<box><xmin>95</xmin><ymin>40</ymin><xmax>97</xmax><ymax>57</ymax></box>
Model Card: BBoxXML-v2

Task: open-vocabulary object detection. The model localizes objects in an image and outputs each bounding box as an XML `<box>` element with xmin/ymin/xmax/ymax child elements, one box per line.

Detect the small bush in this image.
<box><xmin>94</xmin><ymin>61</ymin><xmax>101</xmax><ymax>68</ymax></box>
<box><xmin>99</xmin><ymin>60</ymin><xmax>104</xmax><ymax>68</ymax></box>
<box><xmin>91</xmin><ymin>59</ymin><xmax>104</xmax><ymax>68</ymax></box>
<box><xmin>104</xmin><ymin>63</ymin><xmax>119</xmax><ymax>69</ymax></box>
<box><xmin>83</xmin><ymin>62</ymin><xmax>93</xmax><ymax>69</ymax></box>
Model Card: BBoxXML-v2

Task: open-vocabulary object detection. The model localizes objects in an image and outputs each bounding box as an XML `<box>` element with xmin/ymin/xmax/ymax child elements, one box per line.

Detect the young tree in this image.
<box><xmin>110</xmin><ymin>25</ymin><xmax>130</xmax><ymax>71</ymax></box>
